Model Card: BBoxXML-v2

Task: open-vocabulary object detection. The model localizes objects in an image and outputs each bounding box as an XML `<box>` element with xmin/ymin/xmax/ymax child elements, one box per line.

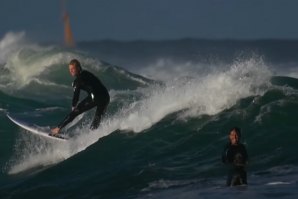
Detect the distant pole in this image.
<box><xmin>61</xmin><ymin>0</ymin><xmax>75</xmax><ymax>48</ymax></box>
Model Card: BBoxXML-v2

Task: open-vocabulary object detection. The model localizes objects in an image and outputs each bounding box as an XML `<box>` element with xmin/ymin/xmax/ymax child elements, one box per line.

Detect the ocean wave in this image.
<box><xmin>0</xmin><ymin>32</ymin><xmax>152</xmax><ymax>100</ymax></box>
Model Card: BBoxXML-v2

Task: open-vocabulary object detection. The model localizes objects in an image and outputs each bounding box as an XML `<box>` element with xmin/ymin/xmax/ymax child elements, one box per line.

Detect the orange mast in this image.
<box><xmin>61</xmin><ymin>0</ymin><xmax>75</xmax><ymax>47</ymax></box>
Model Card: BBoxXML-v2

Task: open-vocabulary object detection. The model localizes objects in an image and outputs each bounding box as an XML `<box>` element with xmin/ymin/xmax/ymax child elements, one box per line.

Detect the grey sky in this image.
<box><xmin>1</xmin><ymin>0</ymin><xmax>298</xmax><ymax>42</ymax></box>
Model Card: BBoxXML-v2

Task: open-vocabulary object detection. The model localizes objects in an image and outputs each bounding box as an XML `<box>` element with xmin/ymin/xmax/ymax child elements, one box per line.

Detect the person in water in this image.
<box><xmin>50</xmin><ymin>59</ymin><xmax>110</xmax><ymax>135</ymax></box>
<box><xmin>222</xmin><ymin>127</ymin><xmax>248</xmax><ymax>186</ymax></box>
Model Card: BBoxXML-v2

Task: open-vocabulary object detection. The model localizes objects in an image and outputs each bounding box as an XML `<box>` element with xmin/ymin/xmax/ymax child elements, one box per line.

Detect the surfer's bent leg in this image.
<box><xmin>58</xmin><ymin>97</ymin><xmax>96</xmax><ymax>130</ymax></box>
<box><xmin>90</xmin><ymin>99</ymin><xmax>109</xmax><ymax>130</ymax></box>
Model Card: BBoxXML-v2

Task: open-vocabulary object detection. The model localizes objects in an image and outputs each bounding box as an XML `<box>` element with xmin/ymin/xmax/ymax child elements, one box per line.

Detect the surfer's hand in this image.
<box><xmin>50</xmin><ymin>127</ymin><xmax>60</xmax><ymax>135</ymax></box>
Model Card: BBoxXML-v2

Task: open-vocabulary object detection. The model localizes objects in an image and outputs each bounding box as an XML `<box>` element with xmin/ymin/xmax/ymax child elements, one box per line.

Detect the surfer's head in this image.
<box><xmin>229</xmin><ymin>127</ymin><xmax>241</xmax><ymax>145</ymax></box>
<box><xmin>69</xmin><ymin>59</ymin><xmax>82</xmax><ymax>77</ymax></box>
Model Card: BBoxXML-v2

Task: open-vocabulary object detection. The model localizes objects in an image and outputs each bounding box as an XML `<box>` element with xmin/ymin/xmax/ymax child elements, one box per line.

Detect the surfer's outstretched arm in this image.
<box><xmin>50</xmin><ymin>108</ymin><xmax>81</xmax><ymax>135</ymax></box>
<box><xmin>50</xmin><ymin>96</ymin><xmax>97</xmax><ymax>135</ymax></box>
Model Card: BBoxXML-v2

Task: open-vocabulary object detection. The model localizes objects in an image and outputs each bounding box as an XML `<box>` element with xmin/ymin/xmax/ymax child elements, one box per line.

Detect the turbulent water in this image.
<box><xmin>1</xmin><ymin>32</ymin><xmax>298</xmax><ymax>199</ymax></box>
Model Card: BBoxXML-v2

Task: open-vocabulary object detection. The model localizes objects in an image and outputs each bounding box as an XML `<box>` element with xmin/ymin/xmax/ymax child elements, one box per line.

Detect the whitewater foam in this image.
<box><xmin>0</xmin><ymin>32</ymin><xmax>27</xmax><ymax>64</ymax></box>
<box><xmin>0</xmin><ymin>32</ymin><xmax>105</xmax><ymax>91</ymax></box>
<box><xmin>113</xmin><ymin>57</ymin><xmax>271</xmax><ymax>132</ymax></box>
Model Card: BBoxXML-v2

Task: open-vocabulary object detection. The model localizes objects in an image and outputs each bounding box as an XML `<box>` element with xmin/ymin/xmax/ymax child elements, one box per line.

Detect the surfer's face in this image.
<box><xmin>229</xmin><ymin>130</ymin><xmax>239</xmax><ymax>145</ymax></box>
<box><xmin>69</xmin><ymin>64</ymin><xmax>79</xmax><ymax>77</ymax></box>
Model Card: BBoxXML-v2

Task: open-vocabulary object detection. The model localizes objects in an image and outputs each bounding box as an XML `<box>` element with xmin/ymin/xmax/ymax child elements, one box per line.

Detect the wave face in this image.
<box><xmin>1</xmin><ymin>33</ymin><xmax>298</xmax><ymax>199</ymax></box>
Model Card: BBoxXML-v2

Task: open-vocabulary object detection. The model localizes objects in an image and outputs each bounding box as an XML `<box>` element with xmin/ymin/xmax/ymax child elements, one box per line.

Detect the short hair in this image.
<box><xmin>69</xmin><ymin>59</ymin><xmax>82</xmax><ymax>71</ymax></box>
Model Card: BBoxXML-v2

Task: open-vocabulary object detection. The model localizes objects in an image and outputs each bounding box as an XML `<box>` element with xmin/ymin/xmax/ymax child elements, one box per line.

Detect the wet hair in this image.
<box><xmin>69</xmin><ymin>59</ymin><xmax>82</xmax><ymax>71</ymax></box>
<box><xmin>229</xmin><ymin>127</ymin><xmax>241</xmax><ymax>138</ymax></box>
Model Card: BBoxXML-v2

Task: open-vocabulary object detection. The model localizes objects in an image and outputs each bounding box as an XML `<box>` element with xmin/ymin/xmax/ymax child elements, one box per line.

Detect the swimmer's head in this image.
<box><xmin>229</xmin><ymin>127</ymin><xmax>241</xmax><ymax>145</ymax></box>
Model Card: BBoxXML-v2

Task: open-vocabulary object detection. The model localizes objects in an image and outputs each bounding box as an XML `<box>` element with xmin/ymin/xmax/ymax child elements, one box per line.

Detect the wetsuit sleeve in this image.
<box><xmin>72</xmin><ymin>79</ymin><xmax>80</xmax><ymax>107</ymax></box>
<box><xmin>57</xmin><ymin>113</ymin><xmax>71</xmax><ymax>129</ymax></box>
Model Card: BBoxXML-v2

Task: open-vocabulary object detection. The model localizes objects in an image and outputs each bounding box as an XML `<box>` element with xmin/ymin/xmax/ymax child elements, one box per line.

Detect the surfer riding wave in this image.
<box><xmin>50</xmin><ymin>59</ymin><xmax>110</xmax><ymax>136</ymax></box>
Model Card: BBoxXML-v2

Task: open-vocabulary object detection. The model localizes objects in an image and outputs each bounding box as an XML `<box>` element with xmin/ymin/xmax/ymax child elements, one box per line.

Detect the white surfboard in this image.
<box><xmin>7</xmin><ymin>114</ymin><xmax>68</xmax><ymax>142</ymax></box>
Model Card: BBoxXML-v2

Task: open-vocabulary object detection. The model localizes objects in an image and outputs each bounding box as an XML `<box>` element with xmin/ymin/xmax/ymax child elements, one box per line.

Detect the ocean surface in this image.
<box><xmin>1</xmin><ymin>32</ymin><xmax>298</xmax><ymax>199</ymax></box>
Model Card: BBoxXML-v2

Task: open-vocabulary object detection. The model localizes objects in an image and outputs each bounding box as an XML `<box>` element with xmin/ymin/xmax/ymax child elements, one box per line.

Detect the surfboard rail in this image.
<box><xmin>7</xmin><ymin>114</ymin><xmax>68</xmax><ymax>142</ymax></box>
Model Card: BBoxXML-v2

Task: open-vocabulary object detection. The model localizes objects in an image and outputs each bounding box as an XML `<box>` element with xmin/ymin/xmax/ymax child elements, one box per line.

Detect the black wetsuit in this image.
<box><xmin>58</xmin><ymin>70</ymin><xmax>110</xmax><ymax>130</ymax></box>
<box><xmin>222</xmin><ymin>143</ymin><xmax>248</xmax><ymax>186</ymax></box>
